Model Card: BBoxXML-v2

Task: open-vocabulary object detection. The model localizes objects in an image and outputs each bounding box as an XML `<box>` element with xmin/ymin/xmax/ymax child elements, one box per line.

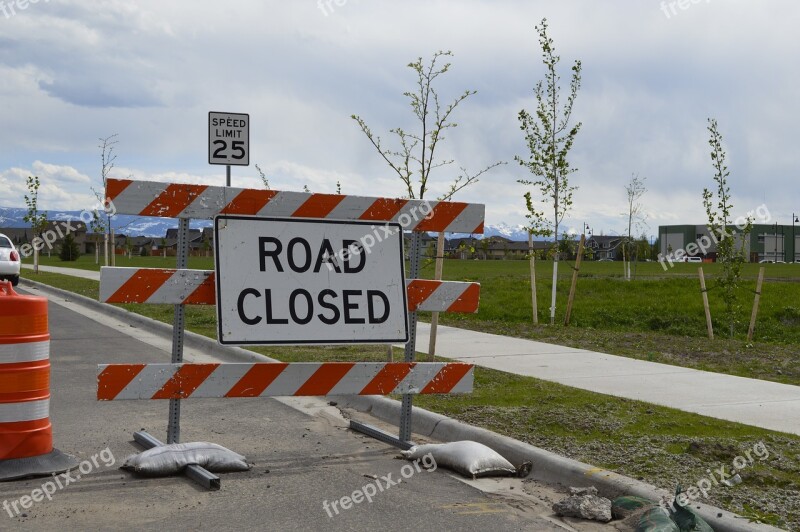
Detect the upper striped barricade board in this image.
<box><xmin>99</xmin><ymin>267</ymin><xmax>481</xmax><ymax>314</ymax></box>
<box><xmin>97</xmin><ymin>362</ymin><xmax>474</xmax><ymax>400</ymax></box>
<box><xmin>105</xmin><ymin>179</ymin><xmax>485</xmax><ymax>234</ymax></box>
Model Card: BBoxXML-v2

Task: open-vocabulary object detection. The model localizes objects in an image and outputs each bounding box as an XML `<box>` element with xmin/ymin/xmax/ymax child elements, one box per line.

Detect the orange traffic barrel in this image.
<box><xmin>0</xmin><ymin>281</ymin><xmax>78</xmax><ymax>481</ymax></box>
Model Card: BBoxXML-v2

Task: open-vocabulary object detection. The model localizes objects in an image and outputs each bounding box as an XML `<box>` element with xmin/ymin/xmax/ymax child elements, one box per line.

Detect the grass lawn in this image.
<box><xmin>20</xmin><ymin>270</ymin><xmax>800</xmax><ymax>528</ymax></box>
<box><xmin>24</xmin><ymin>254</ymin><xmax>800</xmax><ymax>385</ymax></box>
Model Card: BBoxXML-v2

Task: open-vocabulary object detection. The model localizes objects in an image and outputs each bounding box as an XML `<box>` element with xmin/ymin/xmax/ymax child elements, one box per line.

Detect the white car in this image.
<box><xmin>0</xmin><ymin>233</ymin><xmax>20</xmax><ymax>286</ymax></box>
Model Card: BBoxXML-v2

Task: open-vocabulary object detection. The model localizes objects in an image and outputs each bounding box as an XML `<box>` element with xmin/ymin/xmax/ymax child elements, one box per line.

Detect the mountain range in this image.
<box><xmin>0</xmin><ymin>207</ymin><xmax>532</xmax><ymax>241</ymax></box>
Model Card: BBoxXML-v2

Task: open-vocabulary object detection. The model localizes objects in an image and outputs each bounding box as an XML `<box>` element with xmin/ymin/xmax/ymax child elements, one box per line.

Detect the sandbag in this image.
<box><xmin>636</xmin><ymin>506</ymin><xmax>680</xmax><ymax>532</ymax></box>
<box><xmin>612</xmin><ymin>495</ymin><xmax>655</xmax><ymax>519</ymax></box>
<box><xmin>401</xmin><ymin>441</ymin><xmax>516</xmax><ymax>478</ymax></box>
<box><xmin>121</xmin><ymin>442</ymin><xmax>251</xmax><ymax>476</ymax></box>
<box><xmin>672</xmin><ymin>485</ymin><xmax>714</xmax><ymax>532</ymax></box>
<box><xmin>671</xmin><ymin>501</ymin><xmax>714</xmax><ymax>532</ymax></box>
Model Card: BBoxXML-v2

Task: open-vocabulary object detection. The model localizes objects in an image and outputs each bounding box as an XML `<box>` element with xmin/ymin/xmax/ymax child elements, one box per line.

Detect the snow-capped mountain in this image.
<box><xmin>0</xmin><ymin>206</ymin><xmax>531</xmax><ymax>241</ymax></box>
<box><xmin>0</xmin><ymin>207</ymin><xmax>210</xmax><ymax>236</ymax></box>
<box><xmin>481</xmin><ymin>222</ymin><xmax>530</xmax><ymax>241</ymax></box>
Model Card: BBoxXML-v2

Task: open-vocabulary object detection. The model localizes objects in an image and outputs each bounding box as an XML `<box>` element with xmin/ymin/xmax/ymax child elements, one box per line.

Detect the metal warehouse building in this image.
<box><xmin>659</xmin><ymin>224</ymin><xmax>800</xmax><ymax>263</ymax></box>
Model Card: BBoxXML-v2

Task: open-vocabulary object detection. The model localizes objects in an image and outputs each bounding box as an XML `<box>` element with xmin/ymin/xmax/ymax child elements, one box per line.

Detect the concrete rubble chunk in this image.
<box><xmin>553</xmin><ymin>486</ymin><xmax>612</xmax><ymax>523</ymax></box>
<box><xmin>569</xmin><ymin>486</ymin><xmax>598</xmax><ymax>497</ymax></box>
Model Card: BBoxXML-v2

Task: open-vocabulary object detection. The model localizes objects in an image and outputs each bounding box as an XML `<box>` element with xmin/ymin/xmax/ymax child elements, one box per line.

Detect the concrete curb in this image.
<box><xmin>334</xmin><ymin>396</ymin><xmax>780</xmax><ymax>532</ymax></box>
<box><xmin>22</xmin><ymin>278</ymin><xmax>783</xmax><ymax>532</ymax></box>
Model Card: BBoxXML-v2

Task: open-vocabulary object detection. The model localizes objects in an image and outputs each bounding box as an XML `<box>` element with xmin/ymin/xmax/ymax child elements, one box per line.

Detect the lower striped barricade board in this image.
<box><xmin>97</xmin><ymin>362</ymin><xmax>474</xmax><ymax>400</ymax></box>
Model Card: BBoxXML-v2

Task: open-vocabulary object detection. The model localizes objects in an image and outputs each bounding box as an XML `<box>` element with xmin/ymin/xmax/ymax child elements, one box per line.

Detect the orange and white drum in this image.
<box><xmin>0</xmin><ymin>281</ymin><xmax>77</xmax><ymax>480</ymax></box>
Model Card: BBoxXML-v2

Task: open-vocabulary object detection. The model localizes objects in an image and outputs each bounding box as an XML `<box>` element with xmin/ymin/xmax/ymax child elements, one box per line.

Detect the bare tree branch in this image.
<box><xmin>353</xmin><ymin>51</ymin><xmax>503</xmax><ymax>201</ymax></box>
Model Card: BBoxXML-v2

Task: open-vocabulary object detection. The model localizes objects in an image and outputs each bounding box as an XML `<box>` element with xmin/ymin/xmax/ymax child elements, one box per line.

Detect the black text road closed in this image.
<box><xmin>214</xmin><ymin>215</ymin><xmax>409</xmax><ymax>345</ymax></box>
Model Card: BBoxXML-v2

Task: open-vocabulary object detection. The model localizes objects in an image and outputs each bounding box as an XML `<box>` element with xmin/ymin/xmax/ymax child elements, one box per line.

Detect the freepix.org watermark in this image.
<box><xmin>18</xmin><ymin>199</ymin><xmax>117</xmax><ymax>259</ymax></box>
<box><xmin>322</xmin><ymin>453</ymin><xmax>437</xmax><ymax>518</ymax></box>
<box><xmin>676</xmin><ymin>441</ymin><xmax>769</xmax><ymax>507</ymax></box>
<box><xmin>320</xmin><ymin>200</ymin><xmax>433</xmax><ymax>270</ymax></box>
<box><xmin>657</xmin><ymin>203</ymin><xmax>771</xmax><ymax>271</ymax></box>
<box><xmin>1</xmin><ymin>0</ymin><xmax>48</xmax><ymax>20</ymax></box>
<box><xmin>3</xmin><ymin>447</ymin><xmax>116</xmax><ymax>519</ymax></box>
<box><xmin>317</xmin><ymin>0</ymin><xmax>348</xmax><ymax>17</ymax></box>
<box><xmin>660</xmin><ymin>0</ymin><xmax>711</xmax><ymax>20</ymax></box>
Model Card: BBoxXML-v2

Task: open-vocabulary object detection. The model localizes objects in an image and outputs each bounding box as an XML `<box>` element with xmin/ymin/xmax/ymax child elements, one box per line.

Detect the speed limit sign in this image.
<box><xmin>208</xmin><ymin>111</ymin><xmax>249</xmax><ymax>166</ymax></box>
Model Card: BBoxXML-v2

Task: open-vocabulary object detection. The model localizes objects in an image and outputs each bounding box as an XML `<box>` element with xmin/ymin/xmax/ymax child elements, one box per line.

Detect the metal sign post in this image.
<box><xmin>167</xmin><ymin>218</ymin><xmax>189</xmax><ymax>444</ymax></box>
<box><xmin>399</xmin><ymin>231</ymin><xmax>422</xmax><ymax>442</ymax></box>
<box><xmin>133</xmin><ymin>217</ymin><xmax>220</xmax><ymax>490</ymax></box>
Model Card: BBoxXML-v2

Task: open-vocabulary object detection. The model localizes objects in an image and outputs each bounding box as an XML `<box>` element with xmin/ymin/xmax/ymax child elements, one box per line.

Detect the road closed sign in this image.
<box><xmin>214</xmin><ymin>215</ymin><xmax>409</xmax><ymax>345</ymax></box>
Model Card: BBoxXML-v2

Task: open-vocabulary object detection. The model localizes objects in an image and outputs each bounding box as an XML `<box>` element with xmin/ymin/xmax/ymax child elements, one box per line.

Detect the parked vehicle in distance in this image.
<box><xmin>759</xmin><ymin>259</ymin><xmax>775</xmax><ymax>264</ymax></box>
<box><xmin>0</xmin><ymin>233</ymin><xmax>20</xmax><ymax>286</ymax></box>
<box><xmin>597</xmin><ymin>258</ymin><xmax>613</xmax><ymax>262</ymax></box>
<box><xmin>686</xmin><ymin>256</ymin><xmax>702</xmax><ymax>263</ymax></box>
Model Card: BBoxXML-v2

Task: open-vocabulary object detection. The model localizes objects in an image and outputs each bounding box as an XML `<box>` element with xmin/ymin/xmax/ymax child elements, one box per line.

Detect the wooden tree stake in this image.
<box><xmin>747</xmin><ymin>266</ymin><xmax>765</xmax><ymax>342</ymax></box>
<box><xmin>428</xmin><ymin>232</ymin><xmax>446</xmax><ymax>360</ymax></box>
<box><xmin>564</xmin><ymin>234</ymin><xmax>585</xmax><ymax>326</ymax></box>
<box><xmin>529</xmin><ymin>232</ymin><xmax>538</xmax><ymax>325</ymax></box>
<box><xmin>699</xmin><ymin>267</ymin><xmax>714</xmax><ymax>340</ymax></box>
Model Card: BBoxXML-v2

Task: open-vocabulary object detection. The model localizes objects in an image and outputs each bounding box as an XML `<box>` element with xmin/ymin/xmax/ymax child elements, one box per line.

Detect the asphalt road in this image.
<box><xmin>0</xmin><ymin>290</ymin><xmax>609</xmax><ymax>531</ymax></box>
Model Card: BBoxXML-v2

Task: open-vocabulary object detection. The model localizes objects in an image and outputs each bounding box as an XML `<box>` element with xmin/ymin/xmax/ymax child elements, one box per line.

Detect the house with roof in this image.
<box><xmin>1</xmin><ymin>221</ymin><xmax>90</xmax><ymax>255</ymax></box>
<box><xmin>586</xmin><ymin>235</ymin><xmax>623</xmax><ymax>260</ymax></box>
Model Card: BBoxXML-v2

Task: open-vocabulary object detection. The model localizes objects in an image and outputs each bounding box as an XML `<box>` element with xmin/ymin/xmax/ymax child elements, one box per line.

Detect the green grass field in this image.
<box><xmin>417</xmin><ymin>258</ymin><xmax>800</xmax><ymax>344</ymax></box>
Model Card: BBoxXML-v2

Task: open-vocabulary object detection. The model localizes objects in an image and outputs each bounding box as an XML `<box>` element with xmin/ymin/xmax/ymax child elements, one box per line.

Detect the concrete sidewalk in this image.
<box><xmin>22</xmin><ymin>262</ymin><xmax>102</xmax><ymax>280</ymax></box>
<box><xmin>22</xmin><ymin>263</ymin><xmax>800</xmax><ymax>435</ymax></box>
<box><xmin>410</xmin><ymin>322</ymin><xmax>800</xmax><ymax>436</ymax></box>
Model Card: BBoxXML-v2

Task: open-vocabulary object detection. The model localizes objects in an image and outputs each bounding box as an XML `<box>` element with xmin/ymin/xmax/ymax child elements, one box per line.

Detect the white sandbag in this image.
<box><xmin>121</xmin><ymin>442</ymin><xmax>251</xmax><ymax>476</ymax></box>
<box><xmin>401</xmin><ymin>441</ymin><xmax>516</xmax><ymax>478</ymax></box>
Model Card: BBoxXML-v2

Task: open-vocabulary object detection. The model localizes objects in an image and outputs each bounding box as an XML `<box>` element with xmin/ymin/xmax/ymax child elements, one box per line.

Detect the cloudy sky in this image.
<box><xmin>1</xmin><ymin>0</ymin><xmax>798</xmax><ymax>238</ymax></box>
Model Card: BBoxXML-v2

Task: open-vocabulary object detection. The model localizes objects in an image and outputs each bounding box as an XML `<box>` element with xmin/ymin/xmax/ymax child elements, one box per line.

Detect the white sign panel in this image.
<box><xmin>208</xmin><ymin>111</ymin><xmax>249</xmax><ymax>166</ymax></box>
<box><xmin>215</xmin><ymin>216</ymin><xmax>409</xmax><ymax>345</ymax></box>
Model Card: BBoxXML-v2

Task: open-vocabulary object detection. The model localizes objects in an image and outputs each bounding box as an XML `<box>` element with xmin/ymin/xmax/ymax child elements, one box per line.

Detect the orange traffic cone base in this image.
<box><xmin>0</xmin><ymin>448</ymin><xmax>79</xmax><ymax>482</ymax></box>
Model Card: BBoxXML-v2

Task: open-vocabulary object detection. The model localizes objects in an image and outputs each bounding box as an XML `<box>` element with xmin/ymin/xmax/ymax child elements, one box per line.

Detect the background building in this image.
<box><xmin>659</xmin><ymin>224</ymin><xmax>799</xmax><ymax>262</ymax></box>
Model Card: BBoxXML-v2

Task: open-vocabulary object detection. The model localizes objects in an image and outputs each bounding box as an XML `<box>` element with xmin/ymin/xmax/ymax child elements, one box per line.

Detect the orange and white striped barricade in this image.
<box><xmin>99</xmin><ymin>179</ymin><xmax>483</xmax><ymax>481</ymax></box>
<box><xmin>97</xmin><ymin>362</ymin><xmax>474</xmax><ymax>400</ymax></box>
<box><xmin>0</xmin><ymin>281</ymin><xmax>79</xmax><ymax>481</ymax></box>
<box><xmin>105</xmin><ymin>178</ymin><xmax>484</xmax><ymax>234</ymax></box>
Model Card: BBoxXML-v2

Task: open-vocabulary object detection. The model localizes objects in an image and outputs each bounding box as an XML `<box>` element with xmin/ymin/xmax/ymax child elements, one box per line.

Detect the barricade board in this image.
<box><xmin>97</xmin><ymin>362</ymin><xmax>474</xmax><ymax>400</ymax></box>
<box><xmin>106</xmin><ymin>178</ymin><xmax>485</xmax><ymax>234</ymax></box>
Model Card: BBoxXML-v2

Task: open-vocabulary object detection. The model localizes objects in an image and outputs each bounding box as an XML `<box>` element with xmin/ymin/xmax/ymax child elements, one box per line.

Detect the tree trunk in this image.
<box><xmin>550</xmin><ymin>257</ymin><xmax>558</xmax><ymax>325</ymax></box>
<box><xmin>104</xmin><ymin>233</ymin><xmax>109</xmax><ymax>267</ymax></box>
<box><xmin>529</xmin><ymin>233</ymin><xmax>538</xmax><ymax>325</ymax></box>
